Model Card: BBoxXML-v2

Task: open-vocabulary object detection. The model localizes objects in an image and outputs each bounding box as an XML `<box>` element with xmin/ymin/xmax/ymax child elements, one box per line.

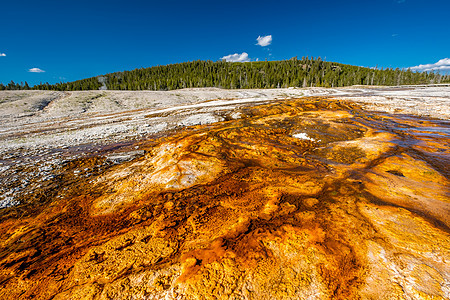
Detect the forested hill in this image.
<box><xmin>3</xmin><ymin>57</ymin><xmax>450</xmax><ymax>91</ymax></box>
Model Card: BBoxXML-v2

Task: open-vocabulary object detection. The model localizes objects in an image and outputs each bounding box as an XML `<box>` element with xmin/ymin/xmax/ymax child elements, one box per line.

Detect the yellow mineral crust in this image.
<box><xmin>364</xmin><ymin>153</ymin><xmax>450</xmax><ymax>227</ymax></box>
<box><xmin>0</xmin><ymin>98</ymin><xmax>448</xmax><ymax>299</ymax></box>
<box><xmin>92</xmin><ymin>134</ymin><xmax>227</xmax><ymax>215</ymax></box>
<box><xmin>359</xmin><ymin>203</ymin><xmax>450</xmax><ymax>299</ymax></box>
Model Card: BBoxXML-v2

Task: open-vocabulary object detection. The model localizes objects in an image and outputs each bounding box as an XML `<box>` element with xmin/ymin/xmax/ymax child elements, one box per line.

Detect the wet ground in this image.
<box><xmin>0</xmin><ymin>97</ymin><xmax>448</xmax><ymax>299</ymax></box>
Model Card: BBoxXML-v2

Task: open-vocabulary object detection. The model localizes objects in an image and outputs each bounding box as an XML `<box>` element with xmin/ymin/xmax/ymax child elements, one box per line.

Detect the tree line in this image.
<box><xmin>0</xmin><ymin>81</ymin><xmax>31</xmax><ymax>90</ymax></box>
<box><xmin>2</xmin><ymin>57</ymin><xmax>449</xmax><ymax>91</ymax></box>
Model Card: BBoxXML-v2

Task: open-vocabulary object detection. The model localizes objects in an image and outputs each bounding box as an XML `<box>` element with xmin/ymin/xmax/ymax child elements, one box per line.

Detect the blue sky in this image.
<box><xmin>1</xmin><ymin>0</ymin><xmax>449</xmax><ymax>85</ymax></box>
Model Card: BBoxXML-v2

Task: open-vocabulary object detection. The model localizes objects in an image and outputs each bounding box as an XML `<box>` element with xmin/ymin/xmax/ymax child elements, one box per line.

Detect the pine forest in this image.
<box><xmin>2</xmin><ymin>57</ymin><xmax>449</xmax><ymax>91</ymax></box>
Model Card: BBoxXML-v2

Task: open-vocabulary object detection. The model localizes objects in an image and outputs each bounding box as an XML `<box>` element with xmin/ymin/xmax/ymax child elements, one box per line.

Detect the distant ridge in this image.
<box><xmin>2</xmin><ymin>57</ymin><xmax>449</xmax><ymax>91</ymax></box>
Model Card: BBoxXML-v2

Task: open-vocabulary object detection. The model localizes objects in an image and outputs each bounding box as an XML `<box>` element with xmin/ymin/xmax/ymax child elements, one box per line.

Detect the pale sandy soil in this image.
<box><xmin>0</xmin><ymin>88</ymin><xmax>304</xmax><ymax>151</ymax></box>
<box><xmin>0</xmin><ymin>86</ymin><xmax>448</xmax><ymax>208</ymax></box>
<box><xmin>331</xmin><ymin>86</ymin><xmax>450</xmax><ymax>119</ymax></box>
<box><xmin>1</xmin><ymin>86</ymin><xmax>448</xmax><ymax>151</ymax></box>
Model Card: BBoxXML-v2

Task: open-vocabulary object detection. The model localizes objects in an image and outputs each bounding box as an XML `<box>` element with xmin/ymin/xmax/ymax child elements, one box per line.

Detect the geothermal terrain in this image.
<box><xmin>0</xmin><ymin>86</ymin><xmax>449</xmax><ymax>299</ymax></box>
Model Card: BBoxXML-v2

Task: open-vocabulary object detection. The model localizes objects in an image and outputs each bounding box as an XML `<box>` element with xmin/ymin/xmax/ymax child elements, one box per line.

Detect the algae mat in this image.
<box><xmin>0</xmin><ymin>98</ymin><xmax>448</xmax><ymax>299</ymax></box>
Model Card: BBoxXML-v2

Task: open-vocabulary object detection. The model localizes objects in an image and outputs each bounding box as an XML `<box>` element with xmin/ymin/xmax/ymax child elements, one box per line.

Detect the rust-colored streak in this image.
<box><xmin>0</xmin><ymin>98</ymin><xmax>449</xmax><ymax>299</ymax></box>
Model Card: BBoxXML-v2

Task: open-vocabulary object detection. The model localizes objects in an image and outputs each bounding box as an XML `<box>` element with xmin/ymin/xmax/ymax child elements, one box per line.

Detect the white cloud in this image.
<box><xmin>221</xmin><ymin>52</ymin><xmax>251</xmax><ymax>62</ymax></box>
<box><xmin>409</xmin><ymin>58</ymin><xmax>450</xmax><ymax>72</ymax></box>
<box><xmin>0</xmin><ymin>53</ymin><xmax>6</xmax><ymax>57</ymax></box>
<box><xmin>28</xmin><ymin>67</ymin><xmax>45</xmax><ymax>73</ymax></box>
<box><xmin>256</xmin><ymin>35</ymin><xmax>272</xmax><ymax>47</ymax></box>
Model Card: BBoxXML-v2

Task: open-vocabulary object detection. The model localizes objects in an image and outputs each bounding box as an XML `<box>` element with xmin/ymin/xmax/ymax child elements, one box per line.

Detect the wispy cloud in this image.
<box><xmin>221</xmin><ymin>52</ymin><xmax>251</xmax><ymax>62</ymax></box>
<box><xmin>396</xmin><ymin>0</ymin><xmax>406</xmax><ymax>3</ymax></box>
<box><xmin>0</xmin><ymin>53</ymin><xmax>6</xmax><ymax>57</ymax></box>
<box><xmin>28</xmin><ymin>67</ymin><xmax>45</xmax><ymax>73</ymax></box>
<box><xmin>409</xmin><ymin>58</ymin><xmax>450</xmax><ymax>72</ymax></box>
<box><xmin>391</xmin><ymin>33</ymin><xmax>399</xmax><ymax>37</ymax></box>
<box><xmin>256</xmin><ymin>35</ymin><xmax>272</xmax><ymax>47</ymax></box>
